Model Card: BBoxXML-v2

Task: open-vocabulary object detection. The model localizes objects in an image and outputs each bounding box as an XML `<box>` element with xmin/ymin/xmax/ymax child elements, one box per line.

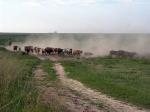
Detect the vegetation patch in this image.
<box><xmin>0</xmin><ymin>34</ymin><xmax>28</xmax><ymax>45</ymax></box>
<box><xmin>0</xmin><ymin>48</ymin><xmax>54</xmax><ymax>112</ymax></box>
<box><xmin>41</xmin><ymin>60</ymin><xmax>57</xmax><ymax>81</ymax></box>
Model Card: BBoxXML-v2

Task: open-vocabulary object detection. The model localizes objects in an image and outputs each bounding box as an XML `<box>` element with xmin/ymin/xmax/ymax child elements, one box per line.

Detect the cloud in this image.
<box><xmin>45</xmin><ymin>0</ymin><xmax>98</xmax><ymax>6</ymax></box>
<box><xmin>1</xmin><ymin>0</ymin><xmax>149</xmax><ymax>7</ymax></box>
<box><xmin>24</xmin><ymin>2</ymin><xmax>42</xmax><ymax>6</ymax></box>
<box><xmin>19</xmin><ymin>0</ymin><xmax>99</xmax><ymax>7</ymax></box>
<box><xmin>21</xmin><ymin>0</ymin><xmax>131</xmax><ymax>7</ymax></box>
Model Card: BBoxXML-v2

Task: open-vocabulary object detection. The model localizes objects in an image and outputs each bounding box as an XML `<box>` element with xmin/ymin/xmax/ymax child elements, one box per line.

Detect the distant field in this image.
<box><xmin>61</xmin><ymin>57</ymin><xmax>150</xmax><ymax>109</ymax></box>
<box><xmin>0</xmin><ymin>34</ymin><xmax>28</xmax><ymax>45</ymax></box>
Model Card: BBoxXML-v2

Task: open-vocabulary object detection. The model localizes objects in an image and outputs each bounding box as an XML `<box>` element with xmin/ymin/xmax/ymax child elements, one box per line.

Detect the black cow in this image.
<box><xmin>57</xmin><ymin>48</ymin><xmax>64</xmax><ymax>55</ymax></box>
<box><xmin>24</xmin><ymin>46</ymin><xmax>33</xmax><ymax>54</ymax></box>
<box><xmin>45</xmin><ymin>47</ymin><xmax>54</xmax><ymax>55</ymax></box>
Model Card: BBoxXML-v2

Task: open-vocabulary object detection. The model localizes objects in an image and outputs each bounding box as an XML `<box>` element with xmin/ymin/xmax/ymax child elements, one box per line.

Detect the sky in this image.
<box><xmin>0</xmin><ymin>0</ymin><xmax>150</xmax><ymax>33</ymax></box>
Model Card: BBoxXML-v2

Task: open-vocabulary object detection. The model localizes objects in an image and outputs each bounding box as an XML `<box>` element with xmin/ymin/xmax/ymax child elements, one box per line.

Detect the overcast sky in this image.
<box><xmin>0</xmin><ymin>0</ymin><xmax>150</xmax><ymax>33</ymax></box>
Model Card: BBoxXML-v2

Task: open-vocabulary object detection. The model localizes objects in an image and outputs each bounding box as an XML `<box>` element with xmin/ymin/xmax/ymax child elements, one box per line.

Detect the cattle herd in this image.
<box><xmin>13</xmin><ymin>45</ymin><xmax>83</xmax><ymax>56</ymax></box>
<box><xmin>13</xmin><ymin>45</ymin><xmax>138</xmax><ymax>58</ymax></box>
<box><xmin>109</xmin><ymin>50</ymin><xmax>137</xmax><ymax>58</ymax></box>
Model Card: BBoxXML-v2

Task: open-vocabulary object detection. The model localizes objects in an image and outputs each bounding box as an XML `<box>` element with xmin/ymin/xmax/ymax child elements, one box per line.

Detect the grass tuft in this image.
<box><xmin>41</xmin><ymin>60</ymin><xmax>57</xmax><ymax>81</ymax></box>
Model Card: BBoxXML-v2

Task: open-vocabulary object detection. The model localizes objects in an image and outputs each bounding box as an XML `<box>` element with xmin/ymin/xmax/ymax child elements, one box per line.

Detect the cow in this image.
<box><xmin>42</xmin><ymin>49</ymin><xmax>46</xmax><ymax>55</ymax></box>
<box><xmin>63</xmin><ymin>48</ymin><xmax>73</xmax><ymax>56</ymax></box>
<box><xmin>34</xmin><ymin>47</ymin><xmax>38</xmax><ymax>54</ymax></box>
<box><xmin>53</xmin><ymin>48</ymin><xmax>58</xmax><ymax>55</ymax></box>
<box><xmin>13</xmin><ymin>46</ymin><xmax>18</xmax><ymax>51</ymax></box>
<box><xmin>57</xmin><ymin>48</ymin><xmax>64</xmax><ymax>55</ymax></box>
<box><xmin>68</xmin><ymin>49</ymin><xmax>73</xmax><ymax>55</ymax></box>
<box><xmin>73</xmin><ymin>50</ymin><xmax>83</xmax><ymax>56</ymax></box>
<box><xmin>110</xmin><ymin>50</ymin><xmax>136</xmax><ymax>58</ymax></box>
<box><xmin>45</xmin><ymin>47</ymin><xmax>54</xmax><ymax>55</ymax></box>
<box><xmin>24</xmin><ymin>46</ymin><xmax>33</xmax><ymax>54</ymax></box>
<box><xmin>37</xmin><ymin>48</ymin><xmax>41</xmax><ymax>54</ymax></box>
<box><xmin>18</xmin><ymin>47</ymin><xmax>21</xmax><ymax>51</ymax></box>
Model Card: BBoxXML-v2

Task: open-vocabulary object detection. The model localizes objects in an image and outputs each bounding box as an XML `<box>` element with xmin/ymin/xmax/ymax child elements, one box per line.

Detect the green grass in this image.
<box><xmin>0</xmin><ymin>34</ymin><xmax>27</xmax><ymax>45</ymax></box>
<box><xmin>0</xmin><ymin>47</ymin><xmax>63</xmax><ymax>112</ymax></box>
<box><xmin>61</xmin><ymin>57</ymin><xmax>150</xmax><ymax>109</ymax></box>
<box><xmin>41</xmin><ymin>60</ymin><xmax>57</xmax><ymax>81</ymax></box>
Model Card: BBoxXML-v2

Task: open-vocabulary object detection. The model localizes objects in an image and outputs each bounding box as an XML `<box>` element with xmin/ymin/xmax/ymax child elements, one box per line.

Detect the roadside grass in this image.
<box><xmin>0</xmin><ymin>47</ymin><xmax>61</xmax><ymax>112</ymax></box>
<box><xmin>61</xmin><ymin>57</ymin><xmax>150</xmax><ymax>109</ymax></box>
<box><xmin>41</xmin><ymin>60</ymin><xmax>57</xmax><ymax>81</ymax></box>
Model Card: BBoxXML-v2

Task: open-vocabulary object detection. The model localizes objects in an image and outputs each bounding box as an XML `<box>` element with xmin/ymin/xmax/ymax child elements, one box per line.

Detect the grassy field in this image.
<box><xmin>61</xmin><ymin>57</ymin><xmax>150</xmax><ymax>109</ymax></box>
<box><xmin>0</xmin><ymin>34</ymin><xmax>28</xmax><ymax>45</ymax></box>
<box><xmin>0</xmin><ymin>47</ymin><xmax>64</xmax><ymax>112</ymax></box>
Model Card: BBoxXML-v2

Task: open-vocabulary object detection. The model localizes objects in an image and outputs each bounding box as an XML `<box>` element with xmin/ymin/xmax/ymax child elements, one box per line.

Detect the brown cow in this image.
<box><xmin>13</xmin><ymin>46</ymin><xmax>18</xmax><ymax>51</ymax></box>
<box><xmin>38</xmin><ymin>48</ymin><xmax>41</xmax><ymax>54</ymax></box>
<box><xmin>73</xmin><ymin>50</ymin><xmax>83</xmax><ymax>56</ymax></box>
<box><xmin>42</xmin><ymin>49</ymin><xmax>46</xmax><ymax>55</ymax></box>
<box><xmin>53</xmin><ymin>48</ymin><xmax>58</xmax><ymax>54</ymax></box>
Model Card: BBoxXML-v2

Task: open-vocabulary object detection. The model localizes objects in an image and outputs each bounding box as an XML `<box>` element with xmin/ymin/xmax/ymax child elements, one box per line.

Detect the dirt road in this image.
<box><xmin>34</xmin><ymin>65</ymin><xmax>104</xmax><ymax>112</ymax></box>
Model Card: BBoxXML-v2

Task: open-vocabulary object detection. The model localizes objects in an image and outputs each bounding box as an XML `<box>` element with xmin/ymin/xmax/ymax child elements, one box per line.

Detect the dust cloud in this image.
<box><xmin>11</xmin><ymin>33</ymin><xmax>150</xmax><ymax>56</ymax></box>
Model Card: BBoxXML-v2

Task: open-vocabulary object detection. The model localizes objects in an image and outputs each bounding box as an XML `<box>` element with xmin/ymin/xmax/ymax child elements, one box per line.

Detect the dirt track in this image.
<box><xmin>34</xmin><ymin>65</ymin><xmax>104</xmax><ymax>112</ymax></box>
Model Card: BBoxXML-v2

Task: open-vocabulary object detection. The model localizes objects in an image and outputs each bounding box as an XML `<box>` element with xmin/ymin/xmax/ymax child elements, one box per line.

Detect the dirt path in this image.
<box><xmin>54</xmin><ymin>63</ymin><xmax>149</xmax><ymax>112</ymax></box>
<box><xmin>34</xmin><ymin>65</ymin><xmax>105</xmax><ymax>112</ymax></box>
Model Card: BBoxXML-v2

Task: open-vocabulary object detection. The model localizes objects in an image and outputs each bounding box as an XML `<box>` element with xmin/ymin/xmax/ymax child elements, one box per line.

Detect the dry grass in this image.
<box><xmin>0</xmin><ymin>48</ymin><xmax>63</xmax><ymax>112</ymax></box>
